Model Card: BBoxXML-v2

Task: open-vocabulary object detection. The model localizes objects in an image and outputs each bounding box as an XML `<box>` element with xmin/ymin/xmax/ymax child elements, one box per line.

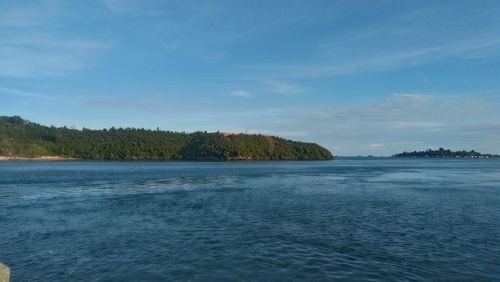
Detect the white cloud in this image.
<box><xmin>228</xmin><ymin>90</ymin><xmax>253</xmax><ymax>98</ymax></box>
<box><xmin>232</xmin><ymin>93</ymin><xmax>500</xmax><ymax>155</ymax></box>
<box><xmin>267</xmin><ymin>80</ymin><xmax>302</xmax><ymax>95</ymax></box>
<box><xmin>369</xmin><ymin>144</ymin><xmax>385</xmax><ymax>150</ymax></box>
<box><xmin>392</xmin><ymin>93</ymin><xmax>433</xmax><ymax>102</ymax></box>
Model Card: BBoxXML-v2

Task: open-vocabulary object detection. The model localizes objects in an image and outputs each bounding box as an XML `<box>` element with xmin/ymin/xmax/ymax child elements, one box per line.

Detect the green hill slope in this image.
<box><xmin>0</xmin><ymin>116</ymin><xmax>333</xmax><ymax>160</ymax></box>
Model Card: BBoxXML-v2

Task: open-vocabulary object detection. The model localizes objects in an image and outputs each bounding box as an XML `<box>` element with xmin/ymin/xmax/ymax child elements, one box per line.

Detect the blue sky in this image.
<box><xmin>1</xmin><ymin>0</ymin><xmax>500</xmax><ymax>155</ymax></box>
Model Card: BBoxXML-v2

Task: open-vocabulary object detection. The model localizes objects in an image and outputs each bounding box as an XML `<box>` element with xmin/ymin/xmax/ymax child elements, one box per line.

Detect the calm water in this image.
<box><xmin>1</xmin><ymin>158</ymin><xmax>499</xmax><ymax>281</ymax></box>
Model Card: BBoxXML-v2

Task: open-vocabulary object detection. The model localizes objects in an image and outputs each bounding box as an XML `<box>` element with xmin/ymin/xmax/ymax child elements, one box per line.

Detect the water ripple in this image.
<box><xmin>1</xmin><ymin>159</ymin><xmax>500</xmax><ymax>281</ymax></box>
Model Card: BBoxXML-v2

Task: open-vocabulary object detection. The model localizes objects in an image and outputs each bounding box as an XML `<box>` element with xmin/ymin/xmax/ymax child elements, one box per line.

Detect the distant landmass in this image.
<box><xmin>0</xmin><ymin>116</ymin><xmax>333</xmax><ymax>161</ymax></box>
<box><xmin>393</xmin><ymin>148</ymin><xmax>499</xmax><ymax>158</ymax></box>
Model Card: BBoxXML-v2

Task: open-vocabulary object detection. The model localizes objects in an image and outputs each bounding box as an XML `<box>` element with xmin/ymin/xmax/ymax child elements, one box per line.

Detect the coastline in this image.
<box><xmin>0</xmin><ymin>156</ymin><xmax>333</xmax><ymax>161</ymax></box>
<box><xmin>0</xmin><ymin>156</ymin><xmax>75</xmax><ymax>161</ymax></box>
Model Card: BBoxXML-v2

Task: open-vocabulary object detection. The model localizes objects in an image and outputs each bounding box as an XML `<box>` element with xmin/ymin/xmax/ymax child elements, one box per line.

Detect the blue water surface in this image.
<box><xmin>1</xmin><ymin>158</ymin><xmax>499</xmax><ymax>281</ymax></box>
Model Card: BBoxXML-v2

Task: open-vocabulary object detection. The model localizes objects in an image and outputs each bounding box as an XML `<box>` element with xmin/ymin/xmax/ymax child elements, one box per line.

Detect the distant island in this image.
<box><xmin>0</xmin><ymin>116</ymin><xmax>333</xmax><ymax>161</ymax></box>
<box><xmin>393</xmin><ymin>148</ymin><xmax>499</xmax><ymax>158</ymax></box>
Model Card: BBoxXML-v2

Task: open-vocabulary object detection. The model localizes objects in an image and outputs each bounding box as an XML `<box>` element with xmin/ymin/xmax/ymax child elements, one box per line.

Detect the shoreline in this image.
<box><xmin>0</xmin><ymin>156</ymin><xmax>333</xmax><ymax>162</ymax></box>
<box><xmin>0</xmin><ymin>156</ymin><xmax>76</xmax><ymax>161</ymax></box>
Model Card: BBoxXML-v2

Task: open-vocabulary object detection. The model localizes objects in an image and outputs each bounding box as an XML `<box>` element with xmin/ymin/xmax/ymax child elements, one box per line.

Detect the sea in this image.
<box><xmin>1</xmin><ymin>158</ymin><xmax>499</xmax><ymax>281</ymax></box>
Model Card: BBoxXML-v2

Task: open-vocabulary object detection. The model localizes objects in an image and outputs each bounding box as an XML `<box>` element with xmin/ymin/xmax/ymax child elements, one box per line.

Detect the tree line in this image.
<box><xmin>393</xmin><ymin>147</ymin><xmax>498</xmax><ymax>158</ymax></box>
<box><xmin>0</xmin><ymin>116</ymin><xmax>333</xmax><ymax>160</ymax></box>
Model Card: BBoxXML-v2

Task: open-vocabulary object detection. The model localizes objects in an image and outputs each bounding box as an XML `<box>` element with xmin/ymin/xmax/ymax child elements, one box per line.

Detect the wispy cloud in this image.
<box><xmin>0</xmin><ymin>2</ymin><xmax>57</xmax><ymax>28</ymax></box>
<box><xmin>369</xmin><ymin>143</ymin><xmax>385</xmax><ymax>151</ymax></box>
<box><xmin>231</xmin><ymin>93</ymin><xmax>500</xmax><ymax>155</ymax></box>
<box><xmin>86</xmin><ymin>100</ymin><xmax>147</xmax><ymax>111</ymax></box>
<box><xmin>244</xmin><ymin>37</ymin><xmax>500</xmax><ymax>80</ymax></box>
<box><xmin>100</xmin><ymin>0</ymin><xmax>149</xmax><ymax>13</ymax></box>
<box><xmin>0</xmin><ymin>87</ymin><xmax>54</xmax><ymax>100</ymax></box>
<box><xmin>84</xmin><ymin>93</ymin><xmax>206</xmax><ymax>115</ymax></box>
<box><xmin>228</xmin><ymin>90</ymin><xmax>253</xmax><ymax>98</ymax></box>
<box><xmin>369</xmin><ymin>144</ymin><xmax>384</xmax><ymax>149</ymax></box>
<box><xmin>267</xmin><ymin>80</ymin><xmax>303</xmax><ymax>95</ymax></box>
<box><xmin>0</xmin><ymin>2</ymin><xmax>108</xmax><ymax>78</ymax></box>
<box><xmin>0</xmin><ymin>33</ymin><xmax>108</xmax><ymax>78</ymax></box>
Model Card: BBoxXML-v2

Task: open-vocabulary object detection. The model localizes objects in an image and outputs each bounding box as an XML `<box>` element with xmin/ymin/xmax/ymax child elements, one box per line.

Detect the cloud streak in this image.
<box><xmin>229</xmin><ymin>90</ymin><xmax>253</xmax><ymax>98</ymax></box>
<box><xmin>0</xmin><ymin>2</ymin><xmax>108</xmax><ymax>78</ymax></box>
<box><xmin>243</xmin><ymin>36</ymin><xmax>500</xmax><ymax>80</ymax></box>
<box><xmin>0</xmin><ymin>87</ymin><xmax>54</xmax><ymax>100</ymax></box>
<box><xmin>267</xmin><ymin>80</ymin><xmax>303</xmax><ymax>95</ymax></box>
<box><xmin>234</xmin><ymin>93</ymin><xmax>500</xmax><ymax>155</ymax></box>
<box><xmin>0</xmin><ymin>33</ymin><xmax>108</xmax><ymax>78</ymax></box>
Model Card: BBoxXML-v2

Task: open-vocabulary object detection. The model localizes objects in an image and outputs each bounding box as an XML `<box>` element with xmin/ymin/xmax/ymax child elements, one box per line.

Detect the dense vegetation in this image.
<box><xmin>393</xmin><ymin>148</ymin><xmax>498</xmax><ymax>158</ymax></box>
<box><xmin>0</xmin><ymin>116</ymin><xmax>333</xmax><ymax>160</ymax></box>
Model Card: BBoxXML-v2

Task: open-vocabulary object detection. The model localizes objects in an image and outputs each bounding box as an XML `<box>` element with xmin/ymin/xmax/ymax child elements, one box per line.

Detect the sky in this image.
<box><xmin>1</xmin><ymin>0</ymin><xmax>500</xmax><ymax>156</ymax></box>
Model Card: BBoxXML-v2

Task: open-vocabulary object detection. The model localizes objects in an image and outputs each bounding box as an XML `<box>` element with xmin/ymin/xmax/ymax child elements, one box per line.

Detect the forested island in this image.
<box><xmin>0</xmin><ymin>116</ymin><xmax>333</xmax><ymax>161</ymax></box>
<box><xmin>393</xmin><ymin>148</ymin><xmax>499</xmax><ymax>158</ymax></box>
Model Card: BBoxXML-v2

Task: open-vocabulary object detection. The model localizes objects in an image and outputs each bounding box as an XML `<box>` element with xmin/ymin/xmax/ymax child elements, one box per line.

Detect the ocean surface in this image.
<box><xmin>1</xmin><ymin>158</ymin><xmax>499</xmax><ymax>281</ymax></box>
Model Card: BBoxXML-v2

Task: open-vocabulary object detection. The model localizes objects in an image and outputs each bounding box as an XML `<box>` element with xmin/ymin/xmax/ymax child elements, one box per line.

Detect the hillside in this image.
<box><xmin>0</xmin><ymin>116</ymin><xmax>333</xmax><ymax>161</ymax></box>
